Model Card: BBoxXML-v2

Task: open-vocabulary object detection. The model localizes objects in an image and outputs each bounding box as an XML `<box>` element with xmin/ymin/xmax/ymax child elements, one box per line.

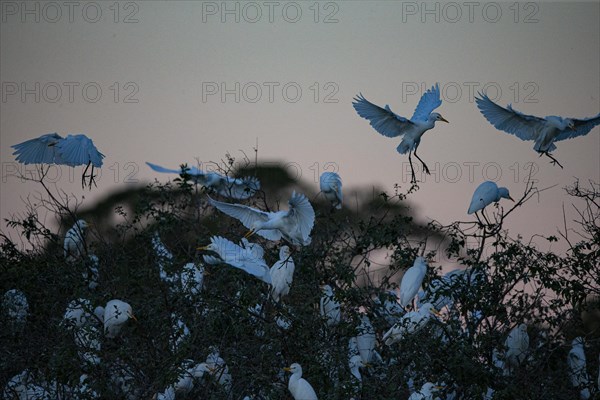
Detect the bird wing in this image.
<box><xmin>208</xmin><ymin>196</ymin><xmax>281</xmax><ymax>241</ymax></box>
<box><xmin>411</xmin><ymin>83</ymin><xmax>442</xmax><ymax>121</ymax></box>
<box><xmin>286</xmin><ymin>191</ymin><xmax>315</xmax><ymax>242</ymax></box>
<box><xmin>11</xmin><ymin>133</ymin><xmax>64</xmax><ymax>164</ymax></box>
<box><xmin>215</xmin><ymin>176</ymin><xmax>261</xmax><ymax>200</ymax></box>
<box><xmin>146</xmin><ymin>162</ymin><xmax>206</xmax><ymax>178</ymax></box>
<box><xmin>353</xmin><ymin>93</ymin><xmax>414</xmax><ymax>137</ymax></box>
<box><xmin>56</xmin><ymin>135</ymin><xmax>105</xmax><ymax>167</ymax></box>
<box><xmin>555</xmin><ymin>113</ymin><xmax>600</xmax><ymax>141</ymax></box>
<box><xmin>475</xmin><ymin>93</ymin><xmax>545</xmax><ymax>141</ymax></box>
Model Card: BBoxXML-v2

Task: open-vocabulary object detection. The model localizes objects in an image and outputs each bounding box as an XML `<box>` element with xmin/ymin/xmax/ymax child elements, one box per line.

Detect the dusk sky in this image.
<box><xmin>1</xmin><ymin>1</ymin><xmax>599</xmax><ymax>255</ymax></box>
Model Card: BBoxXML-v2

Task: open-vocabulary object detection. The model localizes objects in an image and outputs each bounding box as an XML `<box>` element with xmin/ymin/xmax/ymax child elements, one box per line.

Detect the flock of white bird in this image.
<box><xmin>5</xmin><ymin>84</ymin><xmax>600</xmax><ymax>399</ymax></box>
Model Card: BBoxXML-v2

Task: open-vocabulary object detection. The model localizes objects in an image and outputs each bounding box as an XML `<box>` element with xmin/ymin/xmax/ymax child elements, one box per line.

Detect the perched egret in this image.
<box><xmin>383</xmin><ymin>303</ymin><xmax>440</xmax><ymax>346</ymax></box>
<box><xmin>320</xmin><ymin>284</ymin><xmax>341</xmax><ymax>326</ymax></box>
<box><xmin>146</xmin><ymin>162</ymin><xmax>260</xmax><ymax>199</ymax></box>
<box><xmin>103</xmin><ymin>300</ymin><xmax>136</xmax><ymax>338</ymax></box>
<box><xmin>84</xmin><ymin>254</ymin><xmax>100</xmax><ymax>290</ymax></box>
<box><xmin>400</xmin><ymin>257</ymin><xmax>428</xmax><ymax>307</ymax></box>
<box><xmin>475</xmin><ymin>92</ymin><xmax>600</xmax><ymax>168</ymax></box>
<box><xmin>284</xmin><ymin>363</ymin><xmax>318</xmax><ymax>400</ymax></box>
<box><xmin>270</xmin><ymin>246</ymin><xmax>295</xmax><ymax>302</ymax></box>
<box><xmin>12</xmin><ymin>133</ymin><xmax>104</xmax><ymax>188</ymax></box>
<box><xmin>152</xmin><ymin>232</ymin><xmax>176</xmax><ymax>284</ymax></box>
<box><xmin>348</xmin><ymin>355</ymin><xmax>368</xmax><ymax>382</ymax></box>
<box><xmin>467</xmin><ymin>181</ymin><xmax>514</xmax><ymax>224</ymax></box>
<box><xmin>208</xmin><ymin>191</ymin><xmax>315</xmax><ymax>246</ymax></box>
<box><xmin>2</xmin><ymin>289</ymin><xmax>28</xmax><ymax>332</ymax></box>
<box><xmin>199</xmin><ymin>236</ymin><xmax>272</xmax><ymax>285</ymax></box>
<box><xmin>64</xmin><ymin>220</ymin><xmax>89</xmax><ymax>262</ymax></box>
<box><xmin>156</xmin><ymin>360</ymin><xmax>210</xmax><ymax>399</ymax></box>
<box><xmin>74</xmin><ymin>324</ymin><xmax>101</xmax><ymax>366</ymax></box>
<box><xmin>408</xmin><ymin>382</ymin><xmax>442</xmax><ymax>400</ymax></box>
<box><xmin>567</xmin><ymin>337</ymin><xmax>591</xmax><ymax>400</ymax></box>
<box><xmin>356</xmin><ymin>315</ymin><xmax>377</xmax><ymax>364</ymax></box>
<box><xmin>504</xmin><ymin>324</ymin><xmax>529</xmax><ymax>372</ymax></box>
<box><xmin>63</xmin><ymin>298</ymin><xmax>94</xmax><ymax>329</ymax></box>
<box><xmin>205</xmin><ymin>348</ymin><xmax>233</xmax><ymax>393</ymax></box>
<box><xmin>374</xmin><ymin>291</ymin><xmax>405</xmax><ymax>325</ymax></box>
<box><xmin>320</xmin><ymin>172</ymin><xmax>343</xmax><ymax>209</ymax></box>
<box><xmin>353</xmin><ymin>84</ymin><xmax>449</xmax><ymax>183</ymax></box>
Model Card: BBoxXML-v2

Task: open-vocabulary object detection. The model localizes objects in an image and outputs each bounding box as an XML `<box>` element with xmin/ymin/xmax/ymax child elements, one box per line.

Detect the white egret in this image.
<box><xmin>320</xmin><ymin>172</ymin><xmax>343</xmax><ymax>209</ymax></box>
<box><xmin>84</xmin><ymin>254</ymin><xmax>99</xmax><ymax>290</ymax></box>
<box><xmin>353</xmin><ymin>83</ymin><xmax>449</xmax><ymax>183</ymax></box>
<box><xmin>63</xmin><ymin>298</ymin><xmax>93</xmax><ymax>329</ymax></box>
<box><xmin>475</xmin><ymin>92</ymin><xmax>600</xmax><ymax>168</ymax></box>
<box><xmin>408</xmin><ymin>382</ymin><xmax>442</xmax><ymax>400</ymax></box>
<box><xmin>467</xmin><ymin>181</ymin><xmax>514</xmax><ymax>224</ymax></box>
<box><xmin>504</xmin><ymin>324</ymin><xmax>529</xmax><ymax>372</ymax></box>
<box><xmin>64</xmin><ymin>219</ymin><xmax>89</xmax><ymax>262</ymax></box>
<box><xmin>146</xmin><ymin>162</ymin><xmax>260</xmax><ymax>199</ymax></box>
<box><xmin>2</xmin><ymin>289</ymin><xmax>28</xmax><ymax>332</ymax></box>
<box><xmin>74</xmin><ymin>324</ymin><xmax>101</xmax><ymax>366</ymax></box>
<box><xmin>320</xmin><ymin>284</ymin><xmax>341</xmax><ymax>326</ymax></box>
<box><xmin>152</xmin><ymin>232</ymin><xmax>176</xmax><ymax>285</ymax></box>
<box><xmin>270</xmin><ymin>246</ymin><xmax>295</xmax><ymax>302</ymax></box>
<box><xmin>156</xmin><ymin>360</ymin><xmax>210</xmax><ymax>399</ymax></box>
<box><xmin>374</xmin><ymin>290</ymin><xmax>405</xmax><ymax>325</ymax></box>
<box><xmin>199</xmin><ymin>236</ymin><xmax>272</xmax><ymax>285</ymax></box>
<box><xmin>205</xmin><ymin>348</ymin><xmax>233</xmax><ymax>393</ymax></box>
<box><xmin>284</xmin><ymin>363</ymin><xmax>318</xmax><ymax>400</ymax></box>
<box><xmin>208</xmin><ymin>191</ymin><xmax>315</xmax><ymax>246</ymax></box>
<box><xmin>169</xmin><ymin>313</ymin><xmax>191</xmax><ymax>353</ymax></box>
<box><xmin>103</xmin><ymin>299</ymin><xmax>136</xmax><ymax>338</ymax></box>
<box><xmin>400</xmin><ymin>257</ymin><xmax>428</xmax><ymax>307</ymax></box>
<box><xmin>356</xmin><ymin>315</ymin><xmax>377</xmax><ymax>364</ymax></box>
<box><xmin>349</xmin><ymin>355</ymin><xmax>368</xmax><ymax>382</ymax></box>
<box><xmin>383</xmin><ymin>303</ymin><xmax>440</xmax><ymax>346</ymax></box>
<box><xmin>12</xmin><ymin>133</ymin><xmax>105</xmax><ymax>188</ymax></box>
<box><xmin>567</xmin><ymin>337</ymin><xmax>591</xmax><ymax>400</ymax></box>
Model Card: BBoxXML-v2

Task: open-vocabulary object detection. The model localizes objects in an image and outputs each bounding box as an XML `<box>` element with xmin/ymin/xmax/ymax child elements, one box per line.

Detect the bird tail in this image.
<box><xmin>396</xmin><ymin>139</ymin><xmax>412</xmax><ymax>154</ymax></box>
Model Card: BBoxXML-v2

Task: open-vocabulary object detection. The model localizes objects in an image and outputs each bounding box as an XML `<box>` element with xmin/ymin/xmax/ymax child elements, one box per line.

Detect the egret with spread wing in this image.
<box><xmin>208</xmin><ymin>191</ymin><xmax>315</xmax><ymax>246</ymax></box>
<box><xmin>476</xmin><ymin>92</ymin><xmax>600</xmax><ymax>168</ymax></box>
<box><xmin>353</xmin><ymin>83</ymin><xmax>449</xmax><ymax>183</ymax></box>
<box><xmin>146</xmin><ymin>162</ymin><xmax>260</xmax><ymax>199</ymax></box>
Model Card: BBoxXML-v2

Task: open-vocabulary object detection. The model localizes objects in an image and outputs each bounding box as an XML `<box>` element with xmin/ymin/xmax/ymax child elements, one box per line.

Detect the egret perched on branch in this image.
<box><xmin>400</xmin><ymin>257</ymin><xmax>428</xmax><ymax>308</ymax></box>
<box><xmin>408</xmin><ymin>382</ymin><xmax>443</xmax><ymax>400</ymax></box>
<box><xmin>208</xmin><ymin>191</ymin><xmax>315</xmax><ymax>246</ymax></box>
<box><xmin>284</xmin><ymin>363</ymin><xmax>318</xmax><ymax>400</ymax></box>
<box><xmin>11</xmin><ymin>133</ymin><xmax>105</xmax><ymax>188</ymax></box>
<box><xmin>382</xmin><ymin>303</ymin><xmax>441</xmax><ymax>346</ymax></box>
<box><xmin>475</xmin><ymin>93</ymin><xmax>600</xmax><ymax>168</ymax></box>
<box><xmin>199</xmin><ymin>236</ymin><xmax>272</xmax><ymax>285</ymax></box>
<box><xmin>146</xmin><ymin>162</ymin><xmax>260</xmax><ymax>200</ymax></box>
<box><xmin>320</xmin><ymin>172</ymin><xmax>343</xmax><ymax>210</ymax></box>
<box><xmin>468</xmin><ymin>181</ymin><xmax>514</xmax><ymax>225</ymax></box>
<box><xmin>567</xmin><ymin>337</ymin><xmax>591</xmax><ymax>400</ymax></box>
<box><xmin>103</xmin><ymin>300</ymin><xmax>136</xmax><ymax>338</ymax></box>
<box><xmin>270</xmin><ymin>246</ymin><xmax>295</xmax><ymax>302</ymax></box>
<box><xmin>353</xmin><ymin>84</ymin><xmax>449</xmax><ymax>183</ymax></box>
<box><xmin>320</xmin><ymin>284</ymin><xmax>341</xmax><ymax>326</ymax></box>
<box><xmin>64</xmin><ymin>220</ymin><xmax>90</xmax><ymax>263</ymax></box>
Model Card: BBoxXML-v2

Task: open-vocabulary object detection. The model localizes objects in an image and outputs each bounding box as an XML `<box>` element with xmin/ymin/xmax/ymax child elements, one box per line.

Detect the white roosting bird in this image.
<box><xmin>400</xmin><ymin>257</ymin><xmax>428</xmax><ymax>308</ymax></box>
<box><xmin>356</xmin><ymin>315</ymin><xmax>377</xmax><ymax>364</ymax></box>
<box><xmin>103</xmin><ymin>300</ymin><xmax>136</xmax><ymax>338</ymax></box>
<box><xmin>348</xmin><ymin>355</ymin><xmax>368</xmax><ymax>382</ymax></box>
<box><xmin>199</xmin><ymin>236</ymin><xmax>272</xmax><ymax>285</ymax></box>
<box><xmin>467</xmin><ymin>181</ymin><xmax>514</xmax><ymax>224</ymax></box>
<box><xmin>284</xmin><ymin>363</ymin><xmax>318</xmax><ymax>400</ymax></box>
<box><xmin>12</xmin><ymin>133</ymin><xmax>105</xmax><ymax>188</ymax></box>
<box><xmin>504</xmin><ymin>323</ymin><xmax>529</xmax><ymax>373</ymax></box>
<box><xmin>206</xmin><ymin>348</ymin><xmax>233</xmax><ymax>393</ymax></box>
<box><xmin>64</xmin><ymin>220</ymin><xmax>89</xmax><ymax>262</ymax></box>
<box><xmin>63</xmin><ymin>298</ymin><xmax>94</xmax><ymax>329</ymax></box>
<box><xmin>475</xmin><ymin>92</ymin><xmax>600</xmax><ymax>168</ymax></box>
<box><xmin>146</xmin><ymin>162</ymin><xmax>260</xmax><ymax>200</ymax></box>
<box><xmin>567</xmin><ymin>337</ymin><xmax>591</xmax><ymax>400</ymax></box>
<box><xmin>353</xmin><ymin>83</ymin><xmax>449</xmax><ymax>183</ymax></box>
<box><xmin>383</xmin><ymin>303</ymin><xmax>440</xmax><ymax>346</ymax></box>
<box><xmin>320</xmin><ymin>284</ymin><xmax>341</xmax><ymax>326</ymax></box>
<box><xmin>208</xmin><ymin>191</ymin><xmax>315</xmax><ymax>246</ymax></box>
<box><xmin>320</xmin><ymin>172</ymin><xmax>343</xmax><ymax>210</ymax></box>
<box><xmin>270</xmin><ymin>246</ymin><xmax>295</xmax><ymax>302</ymax></box>
<box><xmin>408</xmin><ymin>382</ymin><xmax>443</xmax><ymax>400</ymax></box>
<box><xmin>152</xmin><ymin>232</ymin><xmax>176</xmax><ymax>285</ymax></box>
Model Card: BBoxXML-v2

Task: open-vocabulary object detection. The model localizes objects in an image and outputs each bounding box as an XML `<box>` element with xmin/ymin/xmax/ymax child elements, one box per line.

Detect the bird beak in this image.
<box><xmin>434</xmin><ymin>385</ymin><xmax>444</xmax><ymax>390</ymax></box>
<box><xmin>283</xmin><ymin>367</ymin><xmax>292</xmax><ymax>372</ymax></box>
<box><xmin>439</xmin><ymin>116</ymin><xmax>449</xmax><ymax>123</ymax></box>
<box><xmin>197</xmin><ymin>245</ymin><xmax>210</xmax><ymax>251</ymax></box>
<box><xmin>364</xmin><ymin>363</ymin><xmax>372</xmax><ymax>368</ymax></box>
<box><xmin>429</xmin><ymin>308</ymin><xmax>442</xmax><ymax>317</ymax></box>
<box><xmin>243</xmin><ymin>229</ymin><xmax>255</xmax><ymax>239</ymax></box>
<box><xmin>129</xmin><ymin>314</ymin><xmax>138</xmax><ymax>322</ymax></box>
<box><xmin>508</xmin><ymin>196</ymin><xmax>515</xmax><ymax>202</ymax></box>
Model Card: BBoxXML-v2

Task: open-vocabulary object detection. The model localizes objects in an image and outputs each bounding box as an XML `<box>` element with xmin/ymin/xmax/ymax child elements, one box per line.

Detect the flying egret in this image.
<box><xmin>400</xmin><ymin>257</ymin><xmax>428</xmax><ymax>308</ymax></box>
<box><xmin>408</xmin><ymin>382</ymin><xmax>443</xmax><ymax>400</ymax></box>
<box><xmin>475</xmin><ymin>92</ymin><xmax>600</xmax><ymax>168</ymax></box>
<box><xmin>199</xmin><ymin>236</ymin><xmax>272</xmax><ymax>285</ymax></box>
<box><xmin>2</xmin><ymin>289</ymin><xmax>28</xmax><ymax>332</ymax></box>
<box><xmin>353</xmin><ymin>83</ymin><xmax>449</xmax><ymax>183</ymax></box>
<box><xmin>103</xmin><ymin>299</ymin><xmax>136</xmax><ymax>338</ymax></box>
<box><xmin>208</xmin><ymin>191</ymin><xmax>315</xmax><ymax>246</ymax></box>
<box><xmin>12</xmin><ymin>133</ymin><xmax>105</xmax><ymax>188</ymax></box>
<box><xmin>320</xmin><ymin>172</ymin><xmax>343</xmax><ymax>210</ymax></box>
<box><xmin>567</xmin><ymin>337</ymin><xmax>591</xmax><ymax>400</ymax></box>
<box><xmin>504</xmin><ymin>324</ymin><xmax>529</xmax><ymax>372</ymax></box>
<box><xmin>270</xmin><ymin>246</ymin><xmax>295</xmax><ymax>302</ymax></box>
<box><xmin>467</xmin><ymin>181</ymin><xmax>514</xmax><ymax>224</ymax></box>
<box><xmin>64</xmin><ymin>220</ymin><xmax>89</xmax><ymax>262</ymax></box>
<box><xmin>284</xmin><ymin>363</ymin><xmax>318</xmax><ymax>400</ymax></box>
<box><xmin>146</xmin><ymin>162</ymin><xmax>260</xmax><ymax>200</ymax></box>
<box><xmin>383</xmin><ymin>303</ymin><xmax>441</xmax><ymax>346</ymax></box>
<box><xmin>320</xmin><ymin>284</ymin><xmax>341</xmax><ymax>326</ymax></box>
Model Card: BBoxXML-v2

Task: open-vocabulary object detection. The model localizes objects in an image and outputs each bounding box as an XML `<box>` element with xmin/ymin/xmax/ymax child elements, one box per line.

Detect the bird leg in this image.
<box><xmin>413</xmin><ymin>147</ymin><xmax>430</xmax><ymax>175</ymax></box>
<box><xmin>541</xmin><ymin>152</ymin><xmax>564</xmax><ymax>169</ymax></box>
<box><xmin>408</xmin><ymin>152</ymin><xmax>417</xmax><ymax>184</ymax></box>
<box><xmin>481</xmin><ymin>209</ymin><xmax>492</xmax><ymax>226</ymax></box>
<box><xmin>81</xmin><ymin>162</ymin><xmax>98</xmax><ymax>189</ymax></box>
